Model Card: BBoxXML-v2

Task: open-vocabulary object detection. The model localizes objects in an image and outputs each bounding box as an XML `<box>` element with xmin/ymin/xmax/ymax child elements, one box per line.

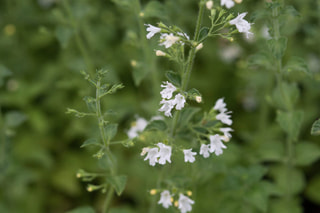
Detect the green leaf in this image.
<box><xmin>179</xmin><ymin>107</ymin><xmax>201</xmax><ymax>127</ymax></box>
<box><xmin>276</xmin><ymin>110</ymin><xmax>304</xmax><ymax>141</ymax></box>
<box><xmin>271</xmin><ymin>82</ymin><xmax>299</xmax><ymax>110</ymax></box>
<box><xmin>245</xmin><ymin>183</ymin><xmax>269</xmax><ymax>212</ymax></box>
<box><xmin>269</xmin><ymin>166</ymin><xmax>305</xmax><ymax>196</ymax></box>
<box><xmin>83</xmin><ymin>96</ymin><xmax>96</xmax><ymax>112</ymax></box>
<box><xmin>80</xmin><ymin>138</ymin><xmax>100</xmax><ymax>148</ymax></box>
<box><xmin>98</xmin><ymin>152</ymin><xmax>116</xmax><ymax>171</ymax></box>
<box><xmin>269</xmin><ymin>198</ymin><xmax>302</xmax><ymax>213</ymax></box>
<box><xmin>187</xmin><ymin>88</ymin><xmax>202</xmax><ymax>101</ymax></box>
<box><xmin>66</xmin><ymin>206</ymin><xmax>95</xmax><ymax>213</ymax></box>
<box><xmin>104</xmin><ymin>123</ymin><xmax>118</xmax><ymax>142</ymax></box>
<box><xmin>5</xmin><ymin>111</ymin><xmax>27</xmax><ymax>128</ymax></box>
<box><xmin>55</xmin><ymin>26</ymin><xmax>74</xmax><ymax>48</ymax></box>
<box><xmin>143</xmin><ymin>1</ymin><xmax>167</xmax><ymax>19</ymax></box>
<box><xmin>0</xmin><ymin>65</ymin><xmax>12</xmax><ymax>87</ymax></box>
<box><xmin>199</xmin><ymin>27</ymin><xmax>209</xmax><ymax>41</ymax></box>
<box><xmin>267</xmin><ymin>37</ymin><xmax>287</xmax><ymax>59</ymax></box>
<box><xmin>284</xmin><ymin>56</ymin><xmax>311</xmax><ymax>76</ymax></box>
<box><xmin>283</xmin><ymin>5</ymin><xmax>300</xmax><ymax>17</ymax></box>
<box><xmin>311</xmin><ymin>119</ymin><xmax>320</xmax><ymax>135</ymax></box>
<box><xmin>294</xmin><ymin>142</ymin><xmax>320</xmax><ymax>166</ymax></box>
<box><xmin>144</xmin><ymin>120</ymin><xmax>167</xmax><ymax>131</ymax></box>
<box><xmin>305</xmin><ymin>175</ymin><xmax>320</xmax><ymax>204</ymax></box>
<box><xmin>132</xmin><ymin>62</ymin><xmax>148</xmax><ymax>86</ymax></box>
<box><xmin>247</xmin><ymin>51</ymin><xmax>273</xmax><ymax>70</ymax></box>
<box><xmin>107</xmin><ymin>175</ymin><xmax>127</xmax><ymax>196</ymax></box>
<box><xmin>165</xmin><ymin>70</ymin><xmax>181</xmax><ymax>87</ymax></box>
<box><xmin>111</xmin><ymin>0</ymin><xmax>133</xmax><ymax>8</ymax></box>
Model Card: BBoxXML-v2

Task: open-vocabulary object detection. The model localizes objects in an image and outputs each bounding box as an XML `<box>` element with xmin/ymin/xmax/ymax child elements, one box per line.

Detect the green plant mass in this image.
<box><xmin>1</xmin><ymin>0</ymin><xmax>320</xmax><ymax>213</ymax></box>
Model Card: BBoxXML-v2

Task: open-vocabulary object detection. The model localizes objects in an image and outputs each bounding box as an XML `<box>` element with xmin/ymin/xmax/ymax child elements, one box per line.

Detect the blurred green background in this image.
<box><xmin>1</xmin><ymin>0</ymin><xmax>320</xmax><ymax>212</ymax></box>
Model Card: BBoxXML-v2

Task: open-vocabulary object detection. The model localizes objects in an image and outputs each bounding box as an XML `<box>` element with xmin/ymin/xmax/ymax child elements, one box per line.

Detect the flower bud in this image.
<box><xmin>156</xmin><ymin>50</ymin><xmax>166</xmax><ymax>56</ymax></box>
<box><xmin>187</xmin><ymin>191</ymin><xmax>192</xmax><ymax>196</ymax></box>
<box><xmin>174</xmin><ymin>201</ymin><xmax>179</xmax><ymax>207</ymax></box>
<box><xmin>150</xmin><ymin>189</ymin><xmax>157</xmax><ymax>195</ymax></box>
<box><xmin>206</xmin><ymin>1</ymin><xmax>213</xmax><ymax>10</ymax></box>
<box><xmin>139</xmin><ymin>12</ymin><xmax>144</xmax><ymax>17</ymax></box>
<box><xmin>196</xmin><ymin>43</ymin><xmax>203</xmax><ymax>51</ymax></box>
<box><xmin>234</xmin><ymin>0</ymin><xmax>242</xmax><ymax>3</ymax></box>
<box><xmin>130</xmin><ymin>60</ymin><xmax>137</xmax><ymax>67</ymax></box>
<box><xmin>195</xmin><ymin>96</ymin><xmax>202</xmax><ymax>103</ymax></box>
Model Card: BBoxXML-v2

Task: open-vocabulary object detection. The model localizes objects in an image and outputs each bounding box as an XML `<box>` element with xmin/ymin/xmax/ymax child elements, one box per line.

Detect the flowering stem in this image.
<box><xmin>171</xmin><ymin>1</ymin><xmax>205</xmax><ymax>136</ymax></box>
<box><xmin>103</xmin><ymin>186</ymin><xmax>115</xmax><ymax>213</ymax></box>
<box><xmin>96</xmin><ymin>80</ymin><xmax>109</xmax><ymax>147</ymax></box>
<box><xmin>272</xmin><ymin>4</ymin><xmax>293</xmax><ymax>199</ymax></box>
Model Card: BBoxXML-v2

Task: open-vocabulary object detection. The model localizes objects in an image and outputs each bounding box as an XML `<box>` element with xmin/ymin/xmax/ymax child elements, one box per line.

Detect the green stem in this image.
<box><xmin>102</xmin><ymin>186</ymin><xmax>115</xmax><ymax>213</ymax></box>
<box><xmin>96</xmin><ymin>80</ymin><xmax>109</xmax><ymax>147</ymax></box>
<box><xmin>171</xmin><ymin>1</ymin><xmax>205</xmax><ymax>136</ymax></box>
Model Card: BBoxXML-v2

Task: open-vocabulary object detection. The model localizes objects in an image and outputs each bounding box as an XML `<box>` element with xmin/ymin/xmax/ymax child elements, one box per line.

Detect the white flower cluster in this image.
<box><xmin>229</xmin><ymin>12</ymin><xmax>253</xmax><ymax>38</ymax></box>
<box><xmin>145</xmin><ymin>24</ymin><xmax>189</xmax><ymax>49</ymax></box>
<box><xmin>159</xmin><ymin>81</ymin><xmax>186</xmax><ymax>117</ymax></box>
<box><xmin>158</xmin><ymin>190</ymin><xmax>194</xmax><ymax>213</ymax></box>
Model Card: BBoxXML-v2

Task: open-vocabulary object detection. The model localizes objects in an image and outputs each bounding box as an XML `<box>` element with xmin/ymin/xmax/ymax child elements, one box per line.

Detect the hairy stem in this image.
<box><xmin>171</xmin><ymin>1</ymin><xmax>205</xmax><ymax>136</ymax></box>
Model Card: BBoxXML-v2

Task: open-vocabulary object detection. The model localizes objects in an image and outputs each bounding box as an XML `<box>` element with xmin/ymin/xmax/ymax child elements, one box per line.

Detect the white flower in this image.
<box><xmin>144</xmin><ymin>147</ymin><xmax>159</xmax><ymax>166</ymax></box>
<box><xmin>209</xmin><ymin>134</ymin><xmax>227</xmax><ymax>156</ymax></box>
<box><xmin>140</xmin><ymin>147</ymin><xmax>149</xmax><ymax>156</ymax></box>
<box><xmin>156</xmin><ymin>50</ymin><xmax>166</xmax><ymax>56</ymax></box>
<box><xmin>220</xmin><ymin>127</ymin><xmax>233</xmax><ymax>141</ymax></box>
<box><xmin>196</xmin><ymin>43</ymin><xmax>203</xmax><ymax>51</ymax></box>
<box><xmin>173</xmin><ymin>93</ymin><xmax>186</xmax><ymax>110</ymax></box>
<box><xmin>206</xmin><ymin>0</ymin><xmax>213</xmax><ymax>10</ymax></box>
<box><xmin>159</xmin><ymin>99</ymin><xmax>175</xmax><ymax>117</ymax></box>
<box><xmin>160</xmin><ymin>81</ymin><xmax>176</xmax><ymax>99</ymax></box>
<box><xmin>127</xmin><ymin>117</ymin><xmax>148</xmax><ymax>138</ymax></box>
<box><xmin>229</xmin><ymin>12</ymin><xmax>253</xmax><ymax>38</ymax></box>
<box><xmin>216</xmin><ymin>111</ymin><xmax>232</xmax><ymax>125</ymax></box>
<box><xmin>145</xmin><ymin>24</ymin><xmax>161</xmax><ymax>39</ymax></box>
<box><xmin>183</xmin><ymin>149</ymin><xmax>197</xmax><ymax>163</ymax></box>
<box><xmin>158</xmin><ymin>190</ymin><xmax>172</xmax><ymax>209</ymax></box>
<box><xmin>213</xmin><ymin>98</ymin><xmax>227</xmax><ymax>112</ymax></box>
<box><xmin>220</xmin><ymin>0</ymin><xmax>235</xmax><ymax>9</ymax></box>
<box><xmin>195</xmin><ymin>96</ymin><xmax>202</xmax><ymax>103</ymax></box>
<box><xmin>200</xmin><ymin>144</ymin><xmax>211</xmax><ymax>158</ymax></box>
<box><xmin>157</xmin><ymin>143</ymin><xmax>172</xmax><ymax>165</ymax></box>
<box><xmin>160</xmin><ymin>33</ymin><xmax>180</xmax><ymax>48</ymax></box>
<box><xmin>178</xmin><ymin>194</ymin><xmax>194</xmax><ymax>213</ymax></box>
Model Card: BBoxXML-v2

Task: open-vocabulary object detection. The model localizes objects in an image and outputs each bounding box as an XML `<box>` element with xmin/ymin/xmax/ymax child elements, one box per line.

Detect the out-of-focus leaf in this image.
<box><xmin>284</xmin><ymin>56</ymin><xmax>311</xmax><ymax>76</ymax></box>
<box><xmin>5</xmin><ymin>111</ymin><xmax>27</xmax><ymax>128</ymax></box>
<box><xmin>66</xmin><ymin>206</ymin><xmax>95</xmax><ymax>213</ymax></box>
<box><xmin>80</xmin><ymin>138</ymin><xmax>100</xmax><ymax>148</ymax></box>
<box><xmin>55</xmin><ymin>26</ymin><xmax>74</xmax><ymax>48</ymax></box>
<box><xmin>283</xmin><ymin>5</ymin><xmax>300</xmax><ymax>17</ymax></box>
<box><xmin>294</xmin><ymin>142</ymin><xmax>320</xmax><ymax>166</ymax></box>
<box><xmin>111</xmin><ymin>0</ymin><xmax>134</xmax><ymax>8</ymax></box>
<box><xmin>145</xmin><ymin>120</ymin><xmax>167</xmax><ymax>131</ymax></box>
<box><xmin>165</xmin><ymin>70</ymin><xmax>181</xmax><ymax>87</ymax></box>
<box><xmin>0</xmin><ymin>65</ymin><xmax>12</xmax><ymax>87</ymax></box>
<box><xmin>270</xmin><ymin>82</ymin><xmax>299</xmax><ymax>110</ymax></box>
<box><xmin>83</xmin><ymin>96</ymin><xmax>96</xmax><ymax>112</ymax></box>
<box><xmin>143</xmin><ymin>1</ymin><xmax>167</xmax><ymax>19</ymax></box>
<box><xmin>267</xmin><ymin>37</ymin><xmax>287</xmax><ymax>59</ymax></box>
<box><xmin>107</xmin><ymin>175</ymin><xmax>127</xmax><ymax>196</ymax></box>
<box><xmin>104</xmin><ymin>123</ymin><xmax>118</xmax><ymax>142</ymax></box>
<box><xmin>306</xmin><ymin>175</ymin><xmax>320</xmax><ymax>204</ymax></box>
<box><xmin>276</xmin><ymin>110</ymin><xmax>304</xmax><ymax>141</ymax></box>
<box><xmin>247</xmin><ymin>51</ymin><xmax>273</xmax><ymax>70</ymax></box>
<box><xmin>311</xmin><ymin>119</ymin><xmax>320</xmax><ymax>135</ymax></box>
<box><xmin>269</xmin><ymin>198</ymin><xmax>302</xmax><ymax>213</ymax></box>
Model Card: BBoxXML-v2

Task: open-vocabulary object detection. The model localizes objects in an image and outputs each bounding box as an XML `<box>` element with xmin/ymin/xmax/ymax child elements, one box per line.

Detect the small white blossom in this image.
<box><xmin>220</xmin><ymin>127</ymin><xmax>233</xmax><ymax>141</ymax></box>
<box><xmin>195</xmin><ymin>96</ymin><xmax>202</xmax><ymax>103</ymax></box>
<box><xmin>156</xmin><ymin>50</ymin><xmax>166</xmax><ymax>56</ymax></box>
<box><xmin>159</xmin><ymin>99</ymin><xmax>175</xmax><ymax>117</ymax></box>
<box><xmin>144</xmin><ymin>147</ymin><xmax>160</xmax><ymax>166</ymax></box>
<box><xmin>200</xmin><ymin>144</ymin><xmax>211</xmax><ymax>158</ymax></box>
<box><xmin>145</xmin><ymin>24</ymin><xmax>161</xmax><ymax>39</ymax></box>
<box><xmin>206</xmin><ymin>0</ymin><xmax>213</xmax><ymax>10</ymax></box>
<box><xmin>196</xmin><ymin>43</ymin><xmax>203</xmax><ymax>51</ymax></box>
<box><xmin>183</xmin><ymin>149</ymin><xmax>197</xmax><ymax>163</ymax></box>
<box><xmin>216</xmin><ymin>111</ymin><xmax>233</xmax><ymax>125</ymax></box>
<box><xmin>209</xmin><ymin>134</ymin><xmax>227</xmax><ymax>156</ymax></box>
<box><xmin>157</xmin><ymin>143</ymin><xmax>172</xmax><ymax>165</ymax></box>
<box><xmin>127</xmin><ymin>117</ymin><xmax>148</xmax><ymax>138</ymax></box>
<box><xmin>160</xmin><ymin>81</ymin><xmax>176</xmax><ymax>99</ymax></box>
<box><xmin>178</xmin><ymin>194</ymin><xmax>194</xmax><ymax>213</ymax></box>
<box><xmin>213</xmin><ymin>98</ymin><xmax>227</xmax><ymax>112</ymax></box>
<box><xmin>160</xmin><ymin>33</ymin><xmax>180</xmax><ymax>48</ymax></box>
<box><xmin>220</xmin><ymin>0</ymin><xmax>235</xmax><ymax>9</ymax></box>
<box><xmin>158</xmin><ymin>190</ymin><xmax>172</xmax><ymax>209</ymax></box>
<box><xmin>229</xmin><ymin>12</ymin><xmax>253</xmax><ymax>38</ymax></box>
<box><xmin>173</xmin><ymin>93</ymin><xmax>186</xmax><ymax>110</ymax></box>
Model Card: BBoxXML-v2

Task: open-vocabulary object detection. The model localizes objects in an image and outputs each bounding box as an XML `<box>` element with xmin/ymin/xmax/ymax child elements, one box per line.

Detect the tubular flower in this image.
<box><xmin>209</xmin><ymin>134</ymin><xmax>227</xmax><ymax>156</ymax></box>
<box><xmin>220</xmin><ymin>0</ymin><xmax>235</xmax><ymax>9</ymax></box>
<box><xmin>144</xmin><ymin>147</ymin><xmax>159</xmax><ymax>166</ymax></box>
<box><xmin>229</xmin><ymin>12</ymin><xmax>253</xmax><ymax>38</ymax></box>
<box><xmin>178</xmin><ymin>194</ymin><xmax>194</xmax><ymax>213</ymax></box>
<box><xmin>160</xmin><ymin>33</ymin><xmax>180</xmax><ymax>48</ymax></box>
<box><xmin>173</xmin><ymin>93</ymin><xmax>186</xmax><ymax>110</ymax></box>
<box><xmin>183</xmin><ymin>149</ymin><xmax>197</xmax><ymax>163</ymax></box>
<box><xmin>158</xmin><ymin>190</ymin><xmax>173</xmax><ymax>209</ymax></box>
<box><xmin>220</xmin><ymin>127</ymin><xmax>234</xmax><ymax>141</ymax></box>
<box><xmin>200</xmin><ymin>144</ymin><xmax>211</xmax><ymax>158</ymax></box>
<box><xmin>127</xmin><ymin>117</ymin><xmax>148</xmax><ymax>138</ymax></box>
<box><xmin>157</xmin><ymin>143</ymin><xmax>172</xmax><ymax>165</ymax></box>
<box><xmin>145</xmin><ymin>24</ymin><xmax>161</xmax><ymax>39</ymax></box>
<box><xmin>160</xmin><ymin>81</ymin><xmax>177</xmax><ymax>99</ymax></box>
<box><xmin>159</xmin><ymin>99</ymin><xmax>175</xmax><ymax>117</ymax></box>
<box><xmin>216</xmin><ymin>111</ymin><xmax>233</xmax><ymax>125</ymax></box>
